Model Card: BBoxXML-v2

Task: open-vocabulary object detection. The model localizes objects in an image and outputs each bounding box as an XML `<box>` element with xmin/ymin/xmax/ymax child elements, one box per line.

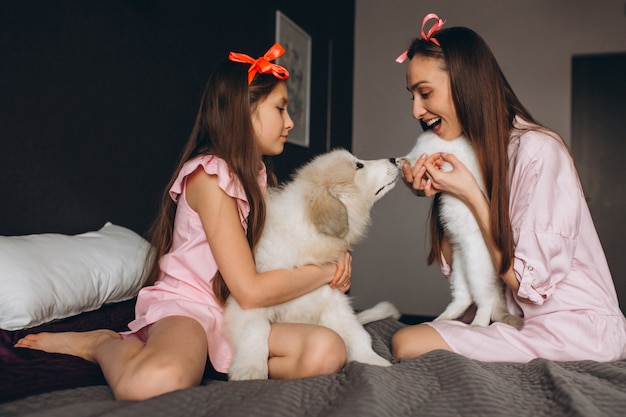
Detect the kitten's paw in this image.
<box><xmin>434</xmin><ymin>312</ymin><xmax>459</xmax><ymax>322</ymax></box>
<box><xmin>469</xmin><ymin>317</ymin><xmax>490</xmax><ymax>327</ymax></box>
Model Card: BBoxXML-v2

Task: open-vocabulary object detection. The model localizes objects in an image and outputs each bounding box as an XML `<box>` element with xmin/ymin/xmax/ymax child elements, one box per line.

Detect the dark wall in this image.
<box><xmin>0</xmin><ymin>0</ymin><xmax>354</xmax><ymax>236</ymax></box>
<box><xmin>572</xmin><ymin>53</ymin><xmax>626</xmax><ymax>313</ymax></box>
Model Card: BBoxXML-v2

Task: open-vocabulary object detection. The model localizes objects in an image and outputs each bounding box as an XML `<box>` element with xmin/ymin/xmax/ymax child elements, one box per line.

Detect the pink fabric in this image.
<box><xmin>121</xmin><ymin>155</ymin><xmax>267</xmax><ymax>373</ymax></box>
<box><xmin>428</xmin><ymin>117</ymin><xmax>626</xmax><ymax>362</ymax></box>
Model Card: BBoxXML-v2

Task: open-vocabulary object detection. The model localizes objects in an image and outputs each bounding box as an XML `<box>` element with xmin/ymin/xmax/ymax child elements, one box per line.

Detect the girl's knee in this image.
<box><xmin>113</xmin><ymin>361</ymin><xmax>202</xmax><ymax>401</ymax></box>
<box><xmin>298</xmin><ymin>327</ymin><xmax>346</xmax><ymax>377</ymax></box>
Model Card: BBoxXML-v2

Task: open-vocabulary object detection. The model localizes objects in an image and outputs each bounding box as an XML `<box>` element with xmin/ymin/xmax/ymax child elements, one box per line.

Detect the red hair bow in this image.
<box><xmin>395</xmin><ymin>13</ymin><xmax>446</xmax><ymax>63</ymax></box>
<box><xmin>229</xmin><ymin>43</ymin><xmax>290</xmax><ymax>84</ymax></box>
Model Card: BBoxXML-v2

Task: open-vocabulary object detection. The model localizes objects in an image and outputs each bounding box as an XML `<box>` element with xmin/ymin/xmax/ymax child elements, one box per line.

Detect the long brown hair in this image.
<box><xmin>407</xmin><ymin>27</ymin><xmax>536</xmax><ymax>276</ymax></box>
<box><xmin>143</xmin><ymin>59</ymin><xmax>280</xmax><ymax>303</ymax></box>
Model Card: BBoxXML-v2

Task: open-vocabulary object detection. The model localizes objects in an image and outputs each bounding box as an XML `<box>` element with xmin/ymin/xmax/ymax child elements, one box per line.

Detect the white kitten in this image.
<box><xmin>399</xmin><ymin>130</ymin><xmax>523</xmax><ymax>330</ymax></box>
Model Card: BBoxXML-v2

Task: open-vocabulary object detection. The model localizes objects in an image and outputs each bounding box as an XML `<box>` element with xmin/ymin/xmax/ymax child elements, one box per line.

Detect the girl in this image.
<box><xmin>15</xmin><ymin>43</ymin><xmax>352</xmax><ymax>400</ymax></box>
<box><xmin>391</xmin><ymin>14</ymin><xmax>626</xmax><ymax>363</ymax></box>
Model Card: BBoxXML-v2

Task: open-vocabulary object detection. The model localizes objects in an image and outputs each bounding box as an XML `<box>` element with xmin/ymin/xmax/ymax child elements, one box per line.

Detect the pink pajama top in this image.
<box><xmin>427</xmin><ymin>118</ymin><xmax>626</xmax><ymax>362</ymax></box>
<box><xmin>122</xmin><ymin>155</ymin><xmax>267</xmax><ymax>373</ymax></box>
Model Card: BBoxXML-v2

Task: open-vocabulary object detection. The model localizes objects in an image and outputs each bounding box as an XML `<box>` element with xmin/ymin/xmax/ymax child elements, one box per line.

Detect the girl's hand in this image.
<box><xmin>329</xmin><ymin>250</ymin><xmax>352</xmax><ymax>293</ymax></box>
<box><xmin>401</xmin><ymin>153</ymin><xmax>439</xmax><ymax>197</ymax></box>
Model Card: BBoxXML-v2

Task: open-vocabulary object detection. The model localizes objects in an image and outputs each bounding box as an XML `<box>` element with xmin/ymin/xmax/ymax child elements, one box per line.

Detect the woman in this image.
<box><xmin>392</xmin><ymin>14</ymin><xmax>626</xmax><ymax>363</ymax></box>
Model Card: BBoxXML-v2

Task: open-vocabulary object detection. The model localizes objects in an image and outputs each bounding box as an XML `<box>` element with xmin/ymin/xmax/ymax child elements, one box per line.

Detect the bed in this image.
<box><xmin>4</xmin><ymin>2</ymin><xmax>625</xmax><ymax>415</ymax></box>
<box><xmin>1</xmin><ymin>227</ymin><xmax>626</xmax><ymax>417</ymax></box>
<box><xmin>3</xmin><ymin>312</ymin><xmax>626</xmax><ymax>416</ymax></box>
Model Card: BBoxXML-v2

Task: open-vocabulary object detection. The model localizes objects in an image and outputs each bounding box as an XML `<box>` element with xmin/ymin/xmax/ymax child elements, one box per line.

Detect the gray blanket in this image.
<box><xmin>2</xmin><ymin>318</ymin><xmax>626</xmax><ymax>417</ymax></box>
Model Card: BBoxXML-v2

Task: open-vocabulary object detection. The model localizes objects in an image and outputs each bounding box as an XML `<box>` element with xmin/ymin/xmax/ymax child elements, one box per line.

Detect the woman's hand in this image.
<box><xmin>401</xmin><ymin>153</ymin><xmax>439</xmax><ymax>197</ymax></box>
<box><xmin>402</xmin><ymin>152</ymin><xmax>480</xmax><ymax>200</ymax></box>
<box><xmin>422</xmin><ymin>152</ymin><xmax>482</xmax><ymax>204</ymax></box>
<box><xmin>329</xmin><ymin>251</ymin><xmax>352</xmax><ymax>293</ymax></box>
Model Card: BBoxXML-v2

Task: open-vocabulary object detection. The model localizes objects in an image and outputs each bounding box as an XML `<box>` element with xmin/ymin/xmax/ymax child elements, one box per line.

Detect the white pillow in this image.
<box><xmin>0</xmin><ymin>222</ymin><xmax>150</xmax><ymax>330</ymax></box>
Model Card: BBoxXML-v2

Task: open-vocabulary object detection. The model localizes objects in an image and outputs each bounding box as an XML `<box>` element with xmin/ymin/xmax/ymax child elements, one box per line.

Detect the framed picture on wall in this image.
<box><xmin>275</xmin><ymin>10</ymin><xmax>311</xmax><ymax>148</ymax></box>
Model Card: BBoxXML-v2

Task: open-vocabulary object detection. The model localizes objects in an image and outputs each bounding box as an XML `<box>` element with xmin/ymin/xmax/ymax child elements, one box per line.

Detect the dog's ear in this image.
<box><xmin>307</xmin><ymin>187</ymin><xmax>349</xmax><ymax>238</ymax></box>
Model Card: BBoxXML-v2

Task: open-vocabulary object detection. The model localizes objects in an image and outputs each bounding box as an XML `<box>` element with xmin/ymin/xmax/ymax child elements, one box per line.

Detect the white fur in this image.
<box><xmin>224</xmin><ymin>149</ymin><xmax>401</xmax><ymax>381</ymax></box>
<box><xmin>399</xmin><ymin>130</ymin><xmax>523</xmax><ymax>330</ymax></box>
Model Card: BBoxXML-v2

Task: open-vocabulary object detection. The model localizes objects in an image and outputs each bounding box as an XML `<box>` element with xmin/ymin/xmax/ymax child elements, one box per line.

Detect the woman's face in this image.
<box><xmin>252</xmin><ymin>82</ymin><xmax>294</xmax><ymax>156</ymax></box>
<box><xmin>406</xmin><ymin>55</ymin><xmax>463</xmax><ymax>140</ymax></box>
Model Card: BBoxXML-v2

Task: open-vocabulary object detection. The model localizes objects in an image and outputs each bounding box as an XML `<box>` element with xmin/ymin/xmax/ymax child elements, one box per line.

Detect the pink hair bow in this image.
<box><xmin>395</xmin><ymin>13</ymin><xmax>446</xmax><ymax>63</ymax></box>
<box><xmin>229</xmin><ymin>43</ymin><xmax>290</xmax><ymax>84</ymax></box>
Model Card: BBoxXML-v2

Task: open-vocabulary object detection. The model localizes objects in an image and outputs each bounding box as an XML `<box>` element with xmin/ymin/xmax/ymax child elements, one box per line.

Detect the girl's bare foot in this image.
<box><xmin>14</xmin><ymin>330</ymin><xmax>121</xmax><ymax>363</ymax></box>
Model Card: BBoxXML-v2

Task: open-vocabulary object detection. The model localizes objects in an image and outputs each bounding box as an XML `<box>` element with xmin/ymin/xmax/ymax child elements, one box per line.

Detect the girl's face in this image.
<box><xmin>406</xmin><ymin>55</ymin><xmax>463</xmax><ymax>140</ymax></box>
<box><xmin>252</xmin><ymin>82</ymin><xmax>293</xmax><ymax>156</ymax></box>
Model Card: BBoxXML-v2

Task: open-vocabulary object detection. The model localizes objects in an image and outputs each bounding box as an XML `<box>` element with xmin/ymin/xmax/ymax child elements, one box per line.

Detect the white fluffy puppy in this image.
<box><xmin>399</xmin><ymin>130</ymin><xmax>523</xmax><ymax>330</ymax></box>
<box><xmin>225</xmin><ymin>149</ymin><xmax>401</xmax><ymax>381</ymax></box>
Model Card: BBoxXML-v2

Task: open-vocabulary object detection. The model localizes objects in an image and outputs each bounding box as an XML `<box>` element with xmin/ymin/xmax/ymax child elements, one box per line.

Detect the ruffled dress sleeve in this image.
<box><xmin>169</xmin><ymin>155</ymin><xmax>267</xmax><ymax>225</ymax></box>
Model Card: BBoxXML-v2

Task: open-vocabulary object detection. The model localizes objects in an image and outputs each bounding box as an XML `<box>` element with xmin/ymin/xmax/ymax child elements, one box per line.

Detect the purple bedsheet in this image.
<box><xmin>0</xmin><ymin>299</ymin><xmax>136</xmax><ymax>403</ymax></box>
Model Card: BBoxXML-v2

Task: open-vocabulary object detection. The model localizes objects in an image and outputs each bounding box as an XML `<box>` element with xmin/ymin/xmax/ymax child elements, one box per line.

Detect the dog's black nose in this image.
<box><xmin>389</xmin><ymin>157</ymin><xmax>398</xmax><ymax>164</ymax></box>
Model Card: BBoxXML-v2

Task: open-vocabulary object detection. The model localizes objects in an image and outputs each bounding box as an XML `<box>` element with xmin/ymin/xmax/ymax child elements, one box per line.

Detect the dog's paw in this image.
<box><xmin>228</xmin><ymin>363</ymin><xmax>269</xmax><ymax>381</ymax></box>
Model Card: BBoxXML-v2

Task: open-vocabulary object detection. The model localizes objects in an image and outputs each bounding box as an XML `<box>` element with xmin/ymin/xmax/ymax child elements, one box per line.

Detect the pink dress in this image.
<box><xmin>427</xmin><ymin>118</ymin><xmax>626</xmax><ymax>362</ymax></box>
<box><xmin>122</xmin><ymin>155</ymin><xmax>267</xmax><ymax>373</ymax></box>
